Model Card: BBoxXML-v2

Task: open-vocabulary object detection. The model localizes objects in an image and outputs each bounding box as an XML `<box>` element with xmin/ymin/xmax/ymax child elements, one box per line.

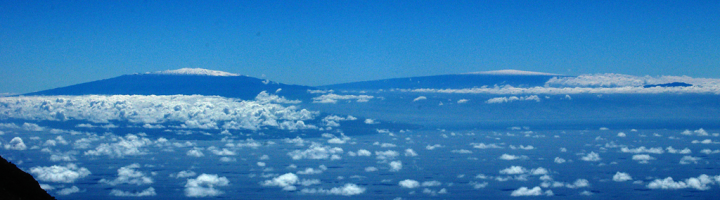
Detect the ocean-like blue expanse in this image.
<box><xmin>2</xmin><ymin>69</ymin><xmax>720</xmax><ymax>199</ymax></box>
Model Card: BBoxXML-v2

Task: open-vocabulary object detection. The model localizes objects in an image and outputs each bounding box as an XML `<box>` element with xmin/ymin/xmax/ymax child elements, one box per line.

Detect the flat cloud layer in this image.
<box><xmin>405</xmin><ymin>73</ymin><xmax>720</xmax><ymax>94</ymax></box>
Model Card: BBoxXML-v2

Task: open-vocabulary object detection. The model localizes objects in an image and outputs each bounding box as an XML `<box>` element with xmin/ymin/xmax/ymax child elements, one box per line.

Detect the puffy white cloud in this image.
<box><xmin>399</xmin><ymin>179</ymin><xmax>420</xmax><ymax>189</ymax></box>
<box><xmin>580</xmin><ymin>152</ymin><xmax>601</xmax><ymax>162</ymax></box>
<box><xmin>647</xmin><ymin>175</ymin><xmax>720</xmax><ymax>190</ymax></box>
<box><xmin>208</xmin><ymin>146</ymin><xmax>235</xmax><ymax>156</ymax></box>
<box><xmin>679</xmin><ymin>156</ymin><xmax>701</xmax><ymax>165</ymax></box>
<box><xmin>262</xmin><ymin>173</ymin><xmax>299</xmax><ymax>191</ymax></box>
<box><xmin>364</xmin><ymin>167</ymin><xmax>378</xmax><ymax>172</ymax></box>
<box><xmin>617</xmin><ymin>132</ymin><xmax>626</xmax><ymax>137</ymax></box>
<box><xmin>510</xmin><ymin>186</ymin><xmax>553</xmax><ymax>197</ymax></box>
<box><xmin>374</xmin><ymin>150</ymin><xmax>399</xmax><ymax>160</ymax></box>
<box><xmin>666</xmin><ymin>146</ymin><xmax>691</xmax><ymax>154</ymax></box>
<box><xmin>621</xmin><ymin>146</ymin><xmax>664</xmax><ymax>154</ymax></box>
<box><xmin>22</xmin><ymin>122</ymin><xmax>45</xmax><ymax>131</ymax></box>
<box><xmin>389</xmin><ymin>161</ymin><xmax>402</xmax><ymax>172</ymax></box>
<box><xmin>99</xmin><ymin>163</ymin><xmax>153</xmax><ymax>186</ymax></box>
<box><xmin>380</xmin><ymin>143</ymin><xmax>396</xmax><ymax>148</ymax></box>
<box><xmin>421</xmin><ymin>180</ymin><xmax>442</xmax><ymax>187</ymax></box>
<box><xmin>300</xmin><ymin>183</ymin><xmax>366</xmax><ymax>196</ymax></box>
<box><xmin>530</xmin><ymin>167</ymin><xmax>549</xmax><ymax>175</ymax></box>
<box><xmin>254</xmin><ymin>91</ymin><xmax>301</xmax><ymax>104</ymax></box>
<box><xmin>565</xmin><ymin>179</ymin><xmax>590</xmax><ymax>188</ymax></box>
<box><xmin>30</xmin><ymin>164</ymin><xmax>91</xmax><ymax>183</ymax></box>
<box><xmin>110</xmin><ymin>187</ymin><xmax>156</xmax><ymax>197</ymax></box>
<box><xmin>554</xmin><ymin>157</ymin><xmax>566</xmax><ymax>164</ymax></box>
<box><xmin>172</xmin><ymin>170</ymin><xmax>197</xmax><ymax>179</ymax></box>
<box><xmin>357</xmin><ymin>149</ymin><xmax>372</xmax><ymax>156</ymax></box>
<box><xmin>39</xmin><ymin>184</ymin><xmax>54</xmax><ymax>191</ymax></box>
<box><xmin>404</xmin><ymin>149</ymin><xmax>418</xmax><ymax>157</ymax></box>
<box><xmin>321</xmin><ymin>115</ymin><xmax>356</xmax><ymax>127</ymax></box>
<box><xmin>73</xmin><ymin>138</ymin><xmax>93</xmax><ymax>149</ymax></box>
<box><xmin>426</xmin><ymin>144</ymin><xmax>443</xmax><ymax>150</ymax></box>
<box><xmin>84</xmin><ymin>134</ymin><xmax>153</xmax><ymax>157</ymax></box>
<box><xmin>0</xmin><ymin>95</ymin><xmax>319</xmax><ymax>131</ymax></box>
<box><xmin>186</xmin><ymin>148</ymin><xmax>205</xmax><ymax>157</ymax></box>
<box><xmin>613</xmin><ymin>172</ymin><xmax>632</xmax><ymax>182</ymax></box>
<box><xmin>313</xmin><ymin>94</ymin><xmax>374</xmax><ymax>103</ymax></box>
<box><xmin>451</xmin><ymin>149</ymin><xmax>473</xmax><ymax>154</ymax></box>
<box><xmin>56</xmin><ymin>186</ymin><xmax>81</xmax><ymax>195</ymax></box>
<box><xmin>470</xmin><ymin>181</ymin><xmax>489</xmax><ymax>189</ymax></box>
<box><xmin>4</xmin><ymin>137</ymin><xmax>26</xmax><ymax>150</ymax></box>
<box><xmin>457</xmin><ymin>99</ymin><xmax>469</xmax><ymax>104</ymax></box>
<box><xmin>297</xmin><ymin>168</ymin><xmax>323</xmax><ymax>175</ymax></box>
<box><xmin>700</xmin><ymin>149</ymin><xmax>720</xmax><ymax>154</ymax></box>
<box><xmin>499</xmin><ymin>154</ymin><xmax>527</xmax><ymax>160</ymax></box>
<box><xmin>681</xmin><ymin>128</ymin><xmax>710</xmax><ymax>136</ymax></box>
<box><xmin>288</xmin><ymin>143</ymin><xmax>343</xmax><ymax>160</ymax></box>
<box><xmin>364</xmin><ymin>119</ymin><xmax>378</xmax><ymax>124</ymax></box>
<box><xmin>499</xmin><ymin>166</ymin><xmax>527</xmax><ymax>175</ymax></box>
<box><xmin>283</xmin><ymin>137</ymin><xmax>306</xmax><ymax>146</ymax></box>
<box><xmin>632</xmin><ymin>154</ymin><xmax>655</xmax><ymax>164</ymax></box>
<box><xmin>471</xmin><ymin>143</ymin><xmax>503</xmax><ymax>149</ymax></box>
<box><xmin>185</xmin><ymin>174</ymin><xmax>230</xmax><ymax>197</ymax></box>
<box><xmin>413</xmin><ymin>96</ymin><xmax>427</xmax><ymax>102</ymax></box>
<box><xmin>486</xmin><ymin>95</ymin><xmax>540</xmax><ymax>104</ymax></box>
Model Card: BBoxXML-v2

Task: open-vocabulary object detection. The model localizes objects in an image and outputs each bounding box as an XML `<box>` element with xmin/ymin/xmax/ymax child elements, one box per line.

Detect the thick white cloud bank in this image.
<box><xmin>312</xmin><ymin>94</ymin><xmax>374</xmax><ymax>103</ymax></box>
<box><xmin>185</xmin><ymin>174</ymin><xmax>230</xmax><ymax>197</ymax></box>
<box><xmin>0</xmin><ymin>94</ymin><xmax>318</xmax><ymax>131</ymax></box>
<box><xmin>30</xmin><ymin>164</ymin><xmax>91</xmax><ymax>183</ymax></box>
<box><xmin>647</xmin><ymin>175</ymin><xmax>720</xmax><ymax>190</ymax></box>
<box><xmin>404</xmin><ymin>73</ymin><xmax>720</xmax><ymax>94</ymax></box>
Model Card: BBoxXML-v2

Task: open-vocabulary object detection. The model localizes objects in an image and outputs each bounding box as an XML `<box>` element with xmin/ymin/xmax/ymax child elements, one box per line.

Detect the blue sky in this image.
<box><xmin>1</xmin><ymin>0</ymin><xmax>719</xmax><ymax>94</ymax></box>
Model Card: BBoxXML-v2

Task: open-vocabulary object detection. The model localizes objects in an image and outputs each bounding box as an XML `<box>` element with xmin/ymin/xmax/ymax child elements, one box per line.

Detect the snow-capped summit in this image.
<box><xmin>465</xmin><ymin>69</ymin><xmax>560</xmax><ymax>76</ymax></box>
<box><xmin>146</xmin><ymin>68</ymin><xmax>241</xmax><ymax>76</ymax></box>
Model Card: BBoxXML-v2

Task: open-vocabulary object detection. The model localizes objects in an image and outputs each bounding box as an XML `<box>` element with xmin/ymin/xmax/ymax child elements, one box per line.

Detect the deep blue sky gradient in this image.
<box><xmin>1</xmin><ymin>0</ymin><xmax>719</xmax><ymax>93</ymax></box>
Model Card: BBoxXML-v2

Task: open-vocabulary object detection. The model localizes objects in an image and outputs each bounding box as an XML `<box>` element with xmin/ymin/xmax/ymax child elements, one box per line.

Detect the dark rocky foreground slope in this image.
<box><xmin>0</xmin><ymin>155</ymin><xmax>56</xmax><ymax>200</ymax></box>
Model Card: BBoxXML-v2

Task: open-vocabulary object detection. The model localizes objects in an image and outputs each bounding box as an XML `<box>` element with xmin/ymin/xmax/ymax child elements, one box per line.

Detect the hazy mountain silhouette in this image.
<box><xmin>322</xmin><ymin>70</ymin><xmax>568</xmax><ymax>90</ymax></box>
<box><xmin>25</xmin><ymin>68</ymin><xmax>315</xmax><ymax>101</ymax></box>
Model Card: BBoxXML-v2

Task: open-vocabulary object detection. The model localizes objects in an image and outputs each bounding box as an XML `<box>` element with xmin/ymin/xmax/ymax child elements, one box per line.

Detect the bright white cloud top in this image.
<box><xmin>146</xmin><ymin>68</ymin><xmax>241</xmax><ymax>76</ymax></box>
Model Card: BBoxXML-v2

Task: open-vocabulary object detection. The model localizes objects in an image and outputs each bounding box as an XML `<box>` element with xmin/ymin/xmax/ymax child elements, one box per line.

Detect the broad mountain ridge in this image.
<box><xmin>26</xmin><ymin>68</ymin><xmax>315</xmax><ymax>100</ymax></box>
<box><xmin>322</xmin><ymin>69</ymin><xmax>570</xmax><ymax>90</ymax></box>
<box><xmin>25</xmin><ymin>69</ymin><xmax>572</xmax><ymax>97</ymax></box>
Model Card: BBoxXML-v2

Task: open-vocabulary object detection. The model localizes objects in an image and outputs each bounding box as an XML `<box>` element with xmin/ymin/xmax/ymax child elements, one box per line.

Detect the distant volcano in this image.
<box><xmin>25</xmin><ymin>68</ymin><xmax>315</xmax><ymax>100</ymax></box>
<box><xmin>322</xmin><ymin>69</ymin><xmax>569</xmax><ymax>90</ymax></box>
